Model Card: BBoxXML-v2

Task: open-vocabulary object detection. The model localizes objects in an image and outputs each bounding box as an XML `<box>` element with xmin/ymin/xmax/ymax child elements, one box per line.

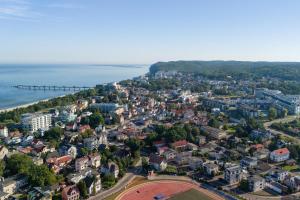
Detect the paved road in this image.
<box><xmin>89</xmin><ymin>159</ymin><xmax>142</xmax><ymax>200</ymax></box>
<box><xmin>263</xmin><ymin>115</ymin><xmax>300</xmax><ymax>144</ymax></box>
<box><xmin>89</xmin><ymin>173</ymin><xmax>136</xmax><ymax>200</ymax></box>
<box><xmin>241</xmin><ymin>192</ymin><xmax>300</xmax><ymax>200</ymax></box>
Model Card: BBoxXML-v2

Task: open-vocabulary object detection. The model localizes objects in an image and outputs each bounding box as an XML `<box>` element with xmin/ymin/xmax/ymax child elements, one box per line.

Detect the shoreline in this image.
<box><xmin>0</xmin><ymin>94</ymin><xmax>73</xmax><ymax>113</ymax></box>
<box><xmin>0</xmin><ymin>73</ymin><xmax>146</xmax><ymax>114</ymax></box>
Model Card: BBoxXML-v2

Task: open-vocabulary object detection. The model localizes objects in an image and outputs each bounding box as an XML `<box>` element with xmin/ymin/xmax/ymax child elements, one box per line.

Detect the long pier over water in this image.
<box><xmin>13</xmin><ymin>85</ymin><xmax>93</xmax><ymax>91</ymax></box>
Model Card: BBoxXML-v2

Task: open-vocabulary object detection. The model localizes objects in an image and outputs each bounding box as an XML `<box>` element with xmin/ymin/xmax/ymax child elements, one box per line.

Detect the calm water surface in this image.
<box><xmin>0</xmin><ymin>64</ymin><xmax>148</xmax><ymax>109</ymax></box>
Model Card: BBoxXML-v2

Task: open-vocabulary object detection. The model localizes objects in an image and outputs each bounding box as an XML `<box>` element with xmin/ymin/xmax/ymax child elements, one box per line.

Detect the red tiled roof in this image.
<box><xmin>57</xmin><ymin>155</ymin><xmax>73</xmax><ymax>164</ymax></box>
<box><xmin>153</xmin><ymin>140</ymin><xmax>165</xmax><ymax>146</ymax></box>
<box><xmin>79</xmin><ymin>125</ymin><xmax>91</xmax><ymax>132</ymax></box>
<box><xmin>172</xmin><ymin>140</ymin><xmax>188</xmax><ymax>148</ymax></box>
<box><xmin>18</xmin><ymin>146</ymin><xmax>33</xmax><ymax>154</ymax></box>
<box><xmin>47</xmin><ymin>155</ymin><xmax>73</xmax><ymax>165</ymax></box>
<box><xmin>273</xmin><ymin>148</ymin><xmax>290</xmax><ymax>155</ymax></box>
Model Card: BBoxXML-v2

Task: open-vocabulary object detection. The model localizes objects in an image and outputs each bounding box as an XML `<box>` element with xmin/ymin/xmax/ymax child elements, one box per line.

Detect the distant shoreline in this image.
<box><xmin>0</xmin><ymin>94</ymin><xmax>73</xmax><ymax>113</ymax></box>
<box><xmin>0</xmin><ymin>99</ymin><xmax>50</xmax><ymax>113</ymax></box>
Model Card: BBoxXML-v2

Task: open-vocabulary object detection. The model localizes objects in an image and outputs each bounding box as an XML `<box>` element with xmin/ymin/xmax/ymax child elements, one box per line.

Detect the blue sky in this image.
<box><xmin>0</xmin><ymin>0</ymin><xmax>300</xmax><ymax>64</ymax></box>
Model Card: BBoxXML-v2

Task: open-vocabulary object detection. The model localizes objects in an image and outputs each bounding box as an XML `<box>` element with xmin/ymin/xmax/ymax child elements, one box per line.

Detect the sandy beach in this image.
<box><xmin>0</xmin><ymin>99</ymin><xmax>51</xmax><ymax>113</ymax></box>
<box><xmin>0</xmin><ymin>93</ymin><xmax>72</xmax><ymax>113</ymax></box>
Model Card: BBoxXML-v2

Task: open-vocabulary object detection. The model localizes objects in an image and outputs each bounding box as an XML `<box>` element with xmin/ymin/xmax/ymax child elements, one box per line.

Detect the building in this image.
<box><xmin>90</xmin><ymin>103</ymin><xmax>120</xmax><ymax>113</ymax></box>
<box><xmin>46</xmin><ymin>155</ymin><xmax>73</xmax><ymax>174</ymax></box>
<box><xmin>284</xmin><ymin>176</ymin><xmax>300</xmax><ymax>192</ymax></box>
<box><xmin>201</xmin><ymin>126</ymin><xmax>227</xmax><ymax>140</ymax></box>
<box><xmin>171</xmin><ymin>140</ymin><xmax>188</xmax><ymax>152</ymax></box>
<box><xmin>75</xmin><ymin>154</ymin><xmax>101</xmax><ymax>172</ymax></box>
<box><xmin>224</xmin><ymin>165</ymin><xmax>242</xmax><ymax>185</ymax></box>
<box><xmin>0</xmin><ymin>175</ymin><xmax>27</xmax><ymax>195</ymax></box>
<box><xmin>101</xmin><ymin>162</ymin><xmax>119</xmax><ymax>178</ymax></box>
<box><xmin>77</xmin><ymin>99</ymin><xmax>89</xmax><ymax>110</ymax></box>
<box><xmin>270</xmin><ymin>148</ymin><xmax>290</xmax><ymax>162</ymax></box>
<box><xmin>59</xmin><ymin>145</ymin><xmax>77</xmax><ymax>159</ymax></box>
<box><xmin>175</xmin><ymin>151</ymin><xmax>192</xmax><ymax>165</ymax></box>
<box><xmin>67</xmin><ymin>168</ymin><xmax>92</xmax><ymax>184</ymax></box>
<box><xmin>59</xmin><ymin>111</ymin><xmax>77</xmax><ymax>123</ymax></box>
<box><xmin>149</xmin><ymin>154</ymin><xmax>167</xmax><ymax>172</ymax></box>
<box><xmin>253</xmin><ymin>148</ymin><xmax>270</xmax><ymax>160</ymax></box>
<box><xmin>250</xmin><ymin>130</ymin><xmax>273</xmax><ymax>141</ymax></box>
<box><xmin>266</xmin><ymin>182</ymin><xmax>288</xmax><ymax>194</ymax></box>
<box><xmin>83</xmin><ymin>137</ymin><xmax>99</xmax><ymax>151</ymax></box>
<box><xmin>238</xmin><ymin>105</ymin><xmax>259</xmax><ymax>118</ymax></box>
<box><xmin>0</xmin><ymin>126</ymin><xmax>8</xmax><ymax>138</ymax></box>
<box><xmin>21</xmin><ymin>113</ymin><xmax>52</xmax><ymax>133</ymax></box>
<box><xmin>162</xmin><ymin>149</ymin><xmax>177</xmax><ymax>161</ymax></box>
<box><xmin>62</xmin><ymin>185</ymin><xmax>80</xmax><ymax>200</ymax></box>
<box><xmin>85</xmin><ymin>174</ymin><xmax>101</xmax><ymax>195</ymax></box>
<box><xmin>157</xmin><ymin>146</ymin><xmax>169</xmax><ymax>155</ymax></box>
<box><xmin>268</xmin><ymin>169</ymin><xmax>289</xmax><ymax>182</ymax></box>
<box><xmin>255</xmin><ymin>88</ymin><xmax>300</xmax><ymax>115</ymax></box>
<box><xmin>0</xmin><ymin>146</ymin><xmax>8</xmax><ymax>160</ymax></box>
<box><xmin>203</xmin><ymin>163</ymin><xmax>219</xmax><ymax>176</ymax></box>
<box><xmin>97</xmin><ymin>131</ymin><xmax>108</xmax><ymax>146</ymax></box>
<box><xmin>197</xmin><ymin>136</ymin><xmax>206</xmax><ymax>145</ymax></box>
<box><xmin>27</xmin><ymin>187</ymin><xmax>52</xmax><ymax>200</ymax></box>
<box><xmin>189</xmin><ymin>157</ymin><xmax>203</xmax><ymax>170</ymax></box>
<box><xmin>88</xmin><ymin>153</ymin><xmax>101</xmax><ymax>168</ymax></box>
<box><xmin>75</xmin><ymin>157</ymin><xmax>89</xmax><ymax>172</ymax></box>
<box><xmin>240</xmin><ymin>156</ymin><xmax>258</xmax><ymax>169</ymax></box>
<box><xmin>248</xmin><ymin>176</ymin><xmax>265</xmax><ymax>192</ymax></box>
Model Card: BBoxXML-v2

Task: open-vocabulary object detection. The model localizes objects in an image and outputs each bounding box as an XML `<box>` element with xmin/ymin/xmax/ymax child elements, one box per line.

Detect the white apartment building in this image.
<box><xmin>21</xmin><ymin>113</ymin><xmax>52</xmax><ymax>133</ymax></box>
<box><xmin>255</xmin><ymin>88</ymin><xmax>300</xmax><ymax>115</ymax></box>
<box><xmin>0</xmin><ymin>126</ymin><xmax>8</xmax><ymax>138</ymax></box>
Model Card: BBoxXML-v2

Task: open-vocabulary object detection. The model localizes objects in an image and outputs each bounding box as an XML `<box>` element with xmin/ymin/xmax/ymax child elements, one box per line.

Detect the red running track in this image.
<box><xmin>116</xmin><ymin>180</ymin><xmax>224</xmax><ymax>200</ymax></box>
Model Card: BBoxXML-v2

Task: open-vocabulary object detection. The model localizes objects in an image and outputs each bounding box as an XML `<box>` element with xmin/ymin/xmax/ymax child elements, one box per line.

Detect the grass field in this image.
<box><xmin>169</xmin><ymin>188</ymin><xmax>214</xmax><ymax>200</ymax></box>
<box><xmin>282</xmin><ymin>165</ymin><xmax>300</xmax><ymax>172</ymax></box>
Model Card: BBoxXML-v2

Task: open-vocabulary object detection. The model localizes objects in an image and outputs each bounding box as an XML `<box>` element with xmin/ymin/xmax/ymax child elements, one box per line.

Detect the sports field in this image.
<box><xmin>169</xmin><ymin>188</ymin><xmax>213</xmax><ymax>200</ymax></box>
<box><xmin>116</xmin><ymin>180</ymin><xmax>224</xmax><ymax>200</ymax></box>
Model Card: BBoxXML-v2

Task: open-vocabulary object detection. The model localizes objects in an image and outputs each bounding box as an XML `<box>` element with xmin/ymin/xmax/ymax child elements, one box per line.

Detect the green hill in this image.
<box><xmin>149</xmin><ymin>60</ymin><xmax>300</xmax><ymax>80</ymax></box>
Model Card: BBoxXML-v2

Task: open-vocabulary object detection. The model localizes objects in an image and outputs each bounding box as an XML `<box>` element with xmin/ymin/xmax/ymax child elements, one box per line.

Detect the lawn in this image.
<box><xmin>226</xmin><ymin>127</ymin><xmax>236</xmax><ymax>134</ymax></box>
<box><xmin>168</xmin><ymin>189</ymin><xmax>214</xmax><ymax>200</ymax></box>
<box><xmin>282</xmin><ymin>165</ymin><xmax>300</xmax><ymax>172</ymax></box>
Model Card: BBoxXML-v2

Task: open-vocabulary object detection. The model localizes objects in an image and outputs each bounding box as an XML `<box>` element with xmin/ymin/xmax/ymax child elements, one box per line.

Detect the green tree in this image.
<box><xmin>44</xmin><ymin>127</ymin><xmax>64</xmax><ymax>141</ymax></box>
<box><xmin>28</xmin><ymin>165</ymin><xmax>57</xmax><ymax>187</ymax></box>
<box><xmin>142</xmin><ymin>157</ymin><xmax>149</xmax><ymax>171</ymax></box>
<box><xmin>102</xmin><ymin>174</ymin><xmax>116</xmax><ymax>188</ymax></box>
<box><xmin>208</xmin><ymin>118</ymin><xmax>221</xmax><ymax>128</ymax></box>
<box><xmin>164</xmin><ymin>165</ymin><xmax>177</xmax><ymax>174</ymax></box>
<box><xmin>81</xmin><ymin>129</ymin><xmax>94</xmax><ymax>139</ymax></box>
<box><xmin>6</xmin><ymin>154</ymin><xmax>57</xmax><ymax>187</ymax></box>
<box><xmin>288</xmin><ymin>145</ymin><xmax>300</xmax><ymax>160</ymax></box>
<box><xmin>281</xmin><ymin>108</ymin><xmax>288</xmax><ymax>118</ymax></box>
<box><xmin>239</xmin><ymin>180</ymin><xmax>249</xmax><ymax>191</ymax></box>
<box><xmin>80</xmin><ymin>147</ymin><xmax>89</xmax><ymax>156</ymax></box>
<box><xmin>6</xmin><ymin>154</ymin><xmax>33</xmax><ymax>175</ymax></box>
<box><xmin>89</xmin><ymin>112</ymin><xmax>104</xmax><ymax>128</ymax></box>
<box><xmin>126</xmin><ymin>138</ymin><xmax>143</xmax><ymax>158</ymax></box>
<box><xmin>0</xmin><ymin>160</ymin><xmax>5</xmax><ymax>176</ymax></box>
<box><xmin>77</xmin><ymin>180</ymin><xmax>88</xmax><ymax>198</ymax></box>
<box><xmin>269</xmin><ymin>107</ymin><xmax>278</xmax><ymax>120</ymax></box>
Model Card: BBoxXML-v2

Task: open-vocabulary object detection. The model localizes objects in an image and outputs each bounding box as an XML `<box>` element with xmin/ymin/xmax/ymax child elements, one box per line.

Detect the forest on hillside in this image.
<box><xmin>150</xmin><ymin>61</ymin><xmax>300</xmax><ymax>81</ymax></box>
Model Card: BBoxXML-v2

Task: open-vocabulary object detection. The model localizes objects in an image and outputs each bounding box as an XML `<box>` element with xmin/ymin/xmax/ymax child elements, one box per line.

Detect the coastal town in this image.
<box><xmin>1</xmin><ymin>65</ymin><xmax>300</xmax><ymax>200</ymax></box>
